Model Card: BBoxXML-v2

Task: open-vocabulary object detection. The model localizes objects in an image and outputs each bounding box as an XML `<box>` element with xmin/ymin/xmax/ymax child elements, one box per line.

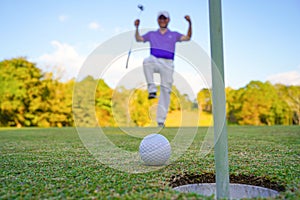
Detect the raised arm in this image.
<box><xmin>180</xmin><ymin>15</ymin><xmax>192</xmax><ymax>41</ymax></box>
<box><xmin>135</xmin><ymin>19</ymin><xmax>144</xmax><ymax>42</ymax></box>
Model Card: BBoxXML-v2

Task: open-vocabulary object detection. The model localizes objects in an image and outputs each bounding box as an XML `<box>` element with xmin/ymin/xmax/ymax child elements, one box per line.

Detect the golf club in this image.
<box><xmin>125</xmin><ymin>4</ymin><xmax>144</xmax><ymax>69</ymax></box>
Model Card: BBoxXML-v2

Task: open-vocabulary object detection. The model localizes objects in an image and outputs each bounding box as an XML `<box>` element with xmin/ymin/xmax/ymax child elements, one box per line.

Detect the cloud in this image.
<box><xmin>36</xmin><ymin>40</ymin><xmax>85</xmax><ymax>81</ymax></box>
<box><xmin>267</xmin><ymin>67</ymin><xmax>300</xmax><ymax>86</ymax></box>
<box><xmin>58</xmin><ymin>15</ymin><xmax>69</xmax><ymax>22</ymax></box>
<box><xmin>88</xmin><ymin>22</ymin><xmax>101</xmax><ymax>30</ymax></box>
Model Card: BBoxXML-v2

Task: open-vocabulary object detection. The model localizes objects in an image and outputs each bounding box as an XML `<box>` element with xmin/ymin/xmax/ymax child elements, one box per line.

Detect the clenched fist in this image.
<box><xmin>134</xmin><ymin>19</ymin><xmax>140</xmax><ymax>28</ymax></box>
<box><xmin>184</xmin><ymin>15</ymin><xmax>191</xmax><ymax>24</ymax></box>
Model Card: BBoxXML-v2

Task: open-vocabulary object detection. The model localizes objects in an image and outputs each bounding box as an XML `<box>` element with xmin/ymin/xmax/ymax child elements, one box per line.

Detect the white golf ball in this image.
<box><xmin>139</xmin><ymin>133</ymin><xmax>171</xmax><ymax>166</ymax></box>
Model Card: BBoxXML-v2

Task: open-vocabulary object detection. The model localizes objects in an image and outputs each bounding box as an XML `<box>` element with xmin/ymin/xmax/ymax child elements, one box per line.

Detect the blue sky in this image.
<box><xmin>1</xmin><ymin>0</ymin><xmax>300</xmax><ymax>91</ymax></box>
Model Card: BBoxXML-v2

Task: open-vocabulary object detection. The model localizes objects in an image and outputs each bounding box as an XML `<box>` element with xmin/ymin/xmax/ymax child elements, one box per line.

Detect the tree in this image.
<box><xmin>226</xmin><ymin>87</ymin><xmax>243</xmax><ymax>124</ymax></box>
<box><xmin>129</xmin><ymin>89</ymin><xmax>151</xmax><ymax>126</ymax></box>
<box><xmin>275</xmin><ymin>84</ymin><xmax>300</xmax><ymax>125</ymax></box>
<box><xmin>0</xmin><ymin>58</ymin><xmax>75</xmax><ymax>127</ymax></box>
<box><xmin>227</xmin><ymin>81</ymin><xmax>291</xmax><ymax>125</ymax></box>
<box><xmin>169</xmin><ymin>86</ymin><xmax>181</xmax><ymax>111</ymax></box>
<box><xmin>0</xmin><ymin>58</ymin><xmax>43</xmax><ymax>127</ymax></box>
<box><xmin>73</xmin><ymin>76</ymin><xmax>115</xmax><ymax>127</ymax></box>
<box><xmin>197</xmin><ymin>88</ymin><xmax>212</xmax><ymax>113</ymax></box>
<box><xmin>38</xmin><ymin>73</ymin><xmax>74</xmax><ymax>127</ymax></box>
<box><xmin>73</xmin><ymin>76</ymin><xmax>100</xmax><ymax>127</ymax></box>
<box><xmin>111</xmin><ymin>86</ymin><xmax>131</xmax><ymax>126</ymax></box>
<box><xmin>1</xmin><ymin>58</ymin><xmax>297</xmax><ymax>127</ymax></box>
<box><xmin>95</xmin><ymin>79</ymin><xmax>114</xmax><ymax>126</ymax></box>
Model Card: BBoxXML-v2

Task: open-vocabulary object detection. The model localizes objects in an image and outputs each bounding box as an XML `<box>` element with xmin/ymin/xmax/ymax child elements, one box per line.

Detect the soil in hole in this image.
<box><xmin>169</xmin><ymin>172</ymin><xmax>285</xmax><ymax>192</ymax></box>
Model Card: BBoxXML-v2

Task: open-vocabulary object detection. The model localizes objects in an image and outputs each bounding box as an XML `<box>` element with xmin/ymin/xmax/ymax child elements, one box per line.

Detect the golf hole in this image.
<box><xmin>169</xmin><ymin>173</ymin><xmax>285</xmax><ymax>199</ymax></box>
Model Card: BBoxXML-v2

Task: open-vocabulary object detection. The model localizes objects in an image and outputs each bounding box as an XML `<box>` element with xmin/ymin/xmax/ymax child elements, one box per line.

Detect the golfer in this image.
<box><xmin>135</xmin><ymin>11</ymin><xmax>192</xmax><ymax>127</ymax></box>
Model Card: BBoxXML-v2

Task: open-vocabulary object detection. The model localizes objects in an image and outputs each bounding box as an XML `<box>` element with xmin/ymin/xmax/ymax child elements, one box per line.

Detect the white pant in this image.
<box><xmin>143</xmin><ymin>56</ymin><xmax>174</xmax><ymax>124</ymax></box>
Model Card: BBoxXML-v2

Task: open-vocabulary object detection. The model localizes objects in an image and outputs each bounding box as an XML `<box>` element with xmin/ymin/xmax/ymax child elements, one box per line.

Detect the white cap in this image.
<box><xmin>157</xmin><ymin>11</ymin><xmax>169</xmax><ymax>18</ymax></box>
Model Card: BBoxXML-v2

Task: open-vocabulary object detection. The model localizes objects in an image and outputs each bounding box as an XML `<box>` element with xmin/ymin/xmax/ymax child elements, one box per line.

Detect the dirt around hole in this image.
<box><xmin>169</xmin><ymin>172</ymin><xmax>285</xmax><ymax>192</ymax></box>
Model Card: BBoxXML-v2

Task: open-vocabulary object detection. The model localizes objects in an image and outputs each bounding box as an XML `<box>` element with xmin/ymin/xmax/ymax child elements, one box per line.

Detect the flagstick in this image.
<box><xmin>208</xmin><ymin>0</ymin><xmax>230</xmax><ymax>199</ymax></box>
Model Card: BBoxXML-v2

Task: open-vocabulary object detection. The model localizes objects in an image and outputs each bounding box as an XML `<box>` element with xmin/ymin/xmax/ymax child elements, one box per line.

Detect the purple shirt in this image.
<box><xmin>142</xmin><ymin>29</ymin><xmax>183</xmax><ymax>60</ymax></box>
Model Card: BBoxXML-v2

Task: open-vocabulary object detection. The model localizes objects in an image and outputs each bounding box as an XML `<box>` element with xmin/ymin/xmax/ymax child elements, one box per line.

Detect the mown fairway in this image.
<box><xmin>1</xmin><ymin>126</ymin><xmax>299</xmax><ymax>199</ymax></box>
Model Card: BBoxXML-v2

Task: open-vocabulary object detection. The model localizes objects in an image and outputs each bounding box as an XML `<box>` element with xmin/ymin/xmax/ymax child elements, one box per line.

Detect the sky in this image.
<box><xmin>1</xmin><ymin>0</ymin><xmax>300</xmax><ymax>97</ymax></box>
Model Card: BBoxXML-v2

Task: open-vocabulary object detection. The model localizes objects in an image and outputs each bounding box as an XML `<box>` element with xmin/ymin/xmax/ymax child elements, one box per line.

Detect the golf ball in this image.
<box><xmin>139</xmin><ymin>133</ymin><xmax>171</xmax><ymax>166</ymax></box>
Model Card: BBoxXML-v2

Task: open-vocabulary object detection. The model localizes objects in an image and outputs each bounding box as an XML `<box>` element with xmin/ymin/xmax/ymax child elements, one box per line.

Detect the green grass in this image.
<box><xmin>0</xmin><ymin>126</ymin><xmax>299</xmax><ymax>199</ymax></box>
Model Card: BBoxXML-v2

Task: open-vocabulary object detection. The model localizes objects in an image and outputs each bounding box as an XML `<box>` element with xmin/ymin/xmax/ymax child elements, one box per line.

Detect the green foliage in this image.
<box><xmin>226</xmin><ymin>81</ymin><xmax>294</xmax><ymax>125</ymax></box>
<box><xmin>0</xmin><ymin>58</ymin><xmax>73</xmax><ymax>127</ymax></box>
<box><xmin>111</xmin><ymin>86</ymin><xmax>193</xmax><ymax>127</ymax></box>
<box><xmin>170</xmin><ymin>86</ymin><xmax>194</xmax><ymax>111</ymax></box>
<box><xmin>197</xmin><ymin>81</ymin><xmax>299</xmax><ymax>126</ymax></box>
<box><xmin>95</xmin><ymin>79</ymin><xmax>114</xmax><ymax>126</ymax></box>
<box><xmin>129</xmin><ymin>89</ymin><xmax>151</xmax><ymax>126</ymax></box>
<box><xmin>197</xmin><ymin>88</ymin><xmax>212</xmax><ymax>113</ymax></box>
<box><xmin>73</xmin><ymin>76</ymin><xmax>100</xmax><ymax>127</ymax></box>
<box><xmin>0</xmin><ymin>58</ymin><xmax>299</xmax><ymax>127</ymax></box>
<box><xmin>111</xmin><ymin>87</ymin><xmax>131</xmax><ymax>126</ymax></box>
<box><xmin>39</xmin><ymin>75</ymin><xmax>74</xmax><ymax>127</ymax></box>
<box><xmin>0</xmin><ymin>58</ymin><xmax>42</xmax><ymax>126</ymax></box>
<box><xmin>275</xmin><ymin>84</ymin><xmax>300</xmax><ymax>125</ymax></box>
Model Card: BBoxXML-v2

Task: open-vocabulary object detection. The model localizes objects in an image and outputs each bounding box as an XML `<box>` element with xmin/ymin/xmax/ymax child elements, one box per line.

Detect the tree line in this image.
<box><xmin>198</xmin><ymin>81</ymin><xmax>300</xmax><ymax>125</ymax></box>
<box><xmin>0</xmin><ymin>58</ymin><xmax>299</xmax><ymax>127</ymax></box>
